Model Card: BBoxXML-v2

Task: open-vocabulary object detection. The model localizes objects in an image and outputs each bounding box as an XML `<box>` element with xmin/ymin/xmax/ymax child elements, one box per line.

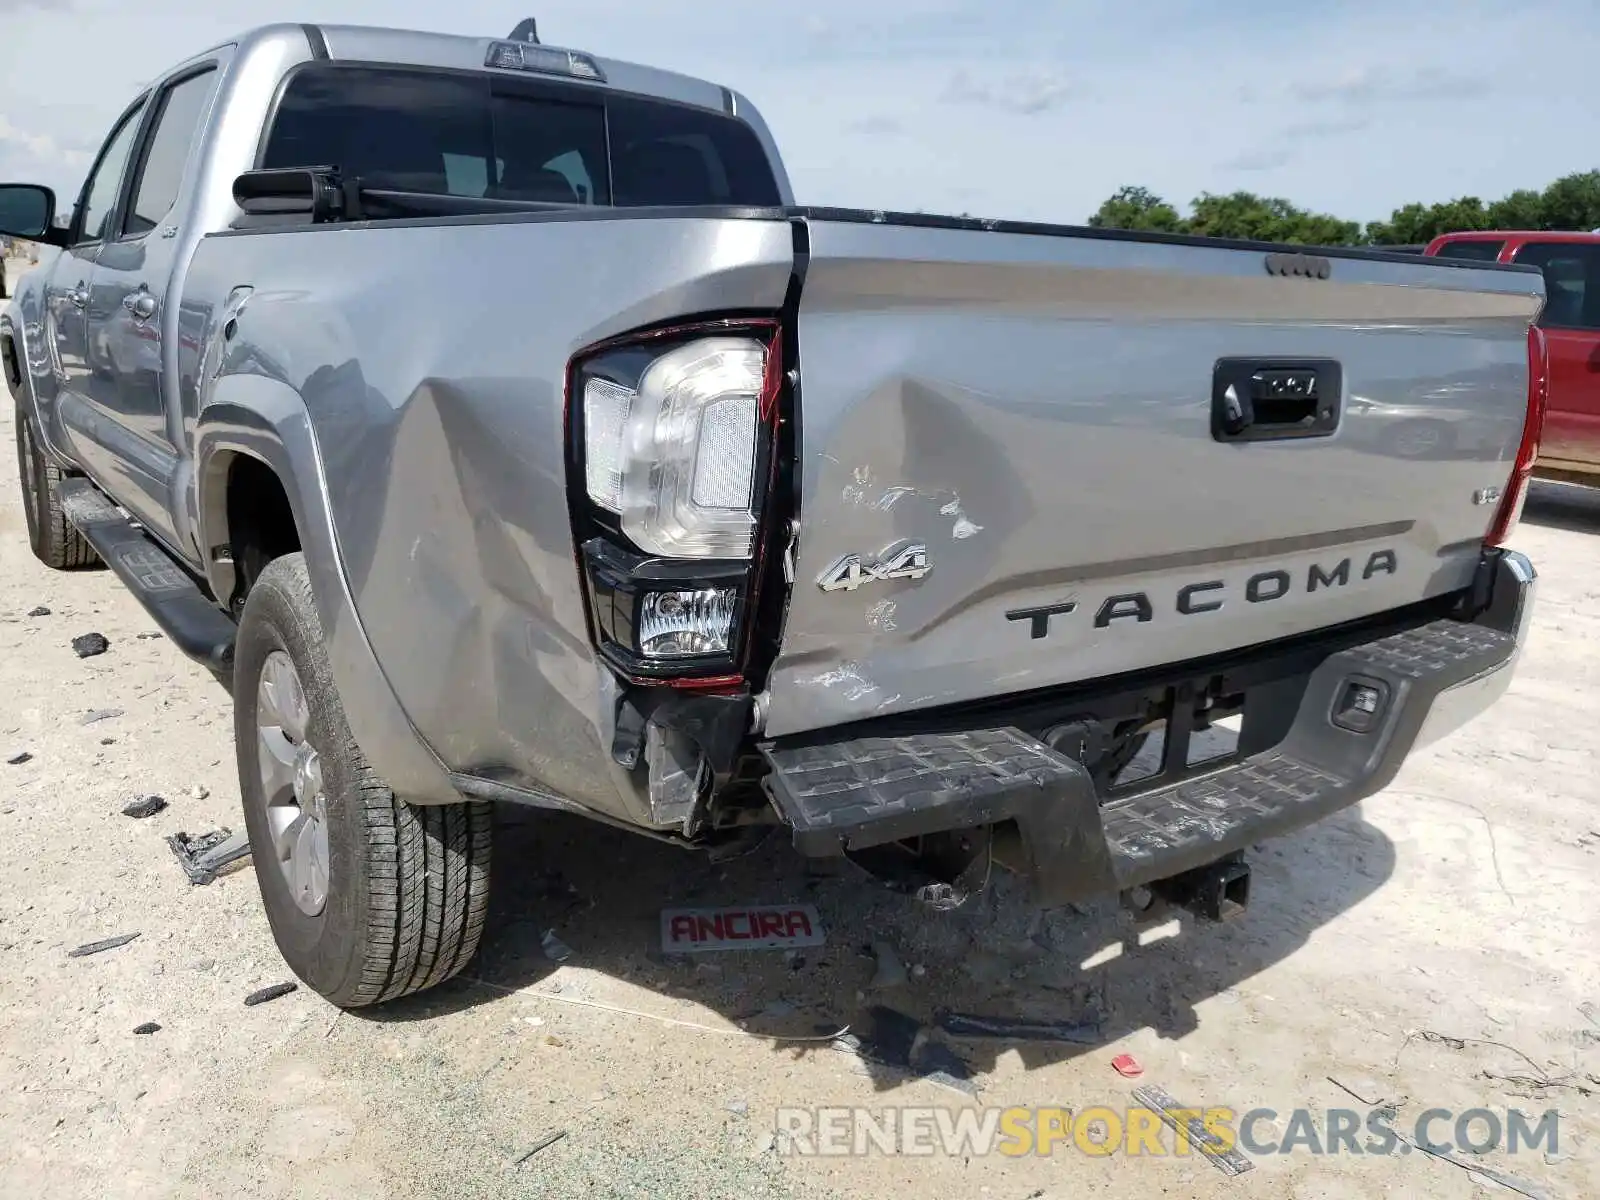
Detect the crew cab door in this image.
<box><xmin>1509</xmin><ymin>240</ymin><xmax>1600</xmax><ymax>470</ymax></box>
<box><xmin>45</xmin><ymin>94</ymin><xmax>149</xmax><ymax>443</ymax></box>
<box><xmin>77</xmin><ymin>63</ymin><xmax>221</xmax><ymax>547</ymax></box>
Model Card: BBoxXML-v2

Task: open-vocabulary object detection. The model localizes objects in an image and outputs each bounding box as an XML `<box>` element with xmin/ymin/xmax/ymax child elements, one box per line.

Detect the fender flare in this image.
<box><xmin>196</xmin><ymin>374</ymin><xmax>458</xmax><ymax>804</ymax></box>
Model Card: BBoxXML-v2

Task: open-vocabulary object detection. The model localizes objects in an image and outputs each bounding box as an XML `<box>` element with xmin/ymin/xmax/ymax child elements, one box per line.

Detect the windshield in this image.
<box><xmin>260</xmin><ymin>64</ymin><xmax>782</xmax><ymax>208</ymax></box>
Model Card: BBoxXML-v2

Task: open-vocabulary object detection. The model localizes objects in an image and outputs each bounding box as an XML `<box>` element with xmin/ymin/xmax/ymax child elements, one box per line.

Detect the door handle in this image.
<box><xmin>123</xmin><ymin>292</ymin><xmax>157</xmax><ymax>321</ymax></box>
<box><xmin>68</xmin><ymin>283</ymin><xmax>89</xmax><ymax>308</ymax></box>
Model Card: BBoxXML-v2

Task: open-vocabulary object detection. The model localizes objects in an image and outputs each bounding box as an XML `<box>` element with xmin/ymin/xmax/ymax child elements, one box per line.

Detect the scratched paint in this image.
<box><xmin>807</xmin><ymin>662</ymin><xmax>879</xmax><ymax>702</ymax></box>
<box><xmin>865</xmin><ymin>599</ymin><xmax>897</xmax><ymax>632</ymax></box>
<box><xmin>940</xmin><ymin>495</ymin><xmax>984</xmax><ymax>540</ymax></box>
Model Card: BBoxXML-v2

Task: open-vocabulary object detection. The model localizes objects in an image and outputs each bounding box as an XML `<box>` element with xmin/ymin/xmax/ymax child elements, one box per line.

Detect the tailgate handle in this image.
<box><xmin>1212</xmin><ymin>358</ymin><xmax>1342</xmax><ymax>443</ymax></box>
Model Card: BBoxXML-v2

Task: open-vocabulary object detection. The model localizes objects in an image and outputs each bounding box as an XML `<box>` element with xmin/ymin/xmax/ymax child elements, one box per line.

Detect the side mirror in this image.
<box><xmin>0</xmin><ymin>183</ymin><xmax>60</xmax><ymax>243</ymax></box>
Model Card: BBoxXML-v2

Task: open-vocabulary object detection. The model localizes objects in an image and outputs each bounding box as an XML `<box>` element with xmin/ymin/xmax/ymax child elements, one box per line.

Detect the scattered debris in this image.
<box><xmin>916</xmin><ymin>1042</ymin><xmax>979</xmax><ymax>1097</ymax></box>
<box><xmin>511</xmin><ymin>1129</ymin><xmax>567</xmax><ymax>1165</ymax></box>
<box><xmin>833</xmin><ymin>1006</ymin><xmax>979</xmax><ymax>1096</ymax></box>
<box><xmin>132</xmin><ymin>1022</ymin><xmax>161</xmax><ymax>1035</ymax></box>
<box><xmin>5</xmin><ymin>751</ymin><xmax>32</xmax><ymax>766</ymax></box>
<box><xmin>870</xmin><ymin>940</ymin><xmax>908</xmax><ymax>990</ymax></box>
<box><xmin>80</xmin><ymin>709</ymin><xmax>123</xmax><ymax>725</ymax></box>
<box><xmin>936</xmin><ymin>1010</ymin><xmax>1102</xmax><ymax>1046</ymax></box>
<box><xmin>541</xmin><ymin>929</ymin><xmax>574</xmax><ymax>963</ymax></box>
<box><xmin>1132</xmin><ymin>1083</ymin><xmax>1254</xmax><ymax>1177</ymax></box>
<box><xmin>68</xmin><ymin>932</ymin><xmax>141</xmax><ymax>958</ymax></box>
<box><xmin>1395</xmin><ymin>1128</ymin><xmax>1550</xmax><ymax>1199</ymax></box>
<box><xmin>188</xmin><ymin>785</ymin><xmax>209</xmax><ymax>801</ymax></box>
<box><xmin>725</xmin><ymin>1099</ymin><xmax>749</xmax><ymax>1116</ymax></box>
<box><xmin>135</xmin><ymin>632</ymin><xmax>164</xmax><ymax>641</ymax></box>
<box><xmin>243</xmin><ymin>982</ymin><xmax>298</xmax><ymax>1007</ymax></box>
<box><xmin>660</xmin><ymin>904</ymin><xmax>826</xmax><ymax>954</ymax></box>
<box><xmin>121</xmin><ymin>796</ymin><xmax>168</xmax><ymax>820</ymax></box>
<box><xmin>28</xmin><ymin>606</ymin><xmax>51</xmax><ymax>617</ymax></box>
<box><xmin>1111</xmin><ymin>1053</ymin><xmax>1144</xmax><ymax>1078</ymax></box>
<box><xmin>1326</xmin><ymin>1076</ymin><xmax>1393</xmax><ymax>1108</ymax></box>
<box><xmin>1400</xmin><ymin>1029</ymin><xmax>1592</xmax><ymax>1096</ymax></box>
<box><xmin>99</xmin><ymin>738</ymin><xmax>115</xmax><ymax>746</ymax></box>
<box><xmin>71</xmin><ymin>633</ymin><xmax>110</xmax><ymax>658</ymax></box>
<box><xmin>166</xmin><ymin>828</ymin><xmax>251</xmax><ymax>884</ymax></box>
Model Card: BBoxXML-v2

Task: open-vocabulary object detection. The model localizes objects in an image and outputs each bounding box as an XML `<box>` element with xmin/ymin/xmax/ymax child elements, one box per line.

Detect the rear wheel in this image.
<box><xmin>14</xmin><ymin>402</ymin><xmax>98</xmax><ymax>569</ymax></box>
<box><xmin>234</xmin><ymin>552</ymin><xmax>492</xmax><ymax>1007</ymax></box>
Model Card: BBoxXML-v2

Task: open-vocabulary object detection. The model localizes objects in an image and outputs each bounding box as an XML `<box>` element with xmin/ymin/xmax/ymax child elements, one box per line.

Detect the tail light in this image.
<box><xmin>1485</xmin><ymin>325</ymin><xmax>1549</xmax><ymax>548</ymax></box>
<box><xmin>566</xmin><ymin>318</ymin><xmax>785</xmax><ymax>686</ymax></box>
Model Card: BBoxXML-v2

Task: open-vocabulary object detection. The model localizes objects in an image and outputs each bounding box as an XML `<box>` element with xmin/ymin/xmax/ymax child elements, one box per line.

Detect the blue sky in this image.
<box><xmin>2</xmin><ymin>0</ymin><xmax>1596</xmax><ymax>226</ymax></box>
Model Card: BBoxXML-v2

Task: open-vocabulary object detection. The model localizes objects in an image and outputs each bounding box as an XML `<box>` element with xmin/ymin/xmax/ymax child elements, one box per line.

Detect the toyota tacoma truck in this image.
<box><xmin>0</xmin><ymin>21</ymin><xmax>1545</xmax><ymax>1008</ymax></box>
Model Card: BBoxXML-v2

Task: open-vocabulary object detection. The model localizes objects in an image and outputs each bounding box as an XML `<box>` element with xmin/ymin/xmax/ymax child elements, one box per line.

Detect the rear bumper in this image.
<box><xmin>760</xmin><ymin>549</ymin><xmax>1534</xmax><ymax>906</ymax></box>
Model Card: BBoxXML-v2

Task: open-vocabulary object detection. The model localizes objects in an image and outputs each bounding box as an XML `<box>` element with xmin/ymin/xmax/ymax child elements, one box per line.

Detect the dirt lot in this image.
<box><xmin>2</xmin><ymin>382</ymin><xmax>1598</xmax><ymax>1198</ymax></box>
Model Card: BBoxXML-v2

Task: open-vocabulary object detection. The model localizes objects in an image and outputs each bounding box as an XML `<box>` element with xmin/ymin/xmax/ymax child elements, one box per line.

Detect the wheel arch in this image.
<box><xmin>196</xmin><ymin>372</ymin><xmax>458</xmax><ymax>804</ymax></box>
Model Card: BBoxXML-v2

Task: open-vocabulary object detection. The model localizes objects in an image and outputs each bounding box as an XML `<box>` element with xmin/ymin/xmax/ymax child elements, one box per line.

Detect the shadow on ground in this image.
<box><xmin>356</xmin><ymin>796</ymin><xmax>1396</xmax><ymax>1094</ymax></box>
<box><xmin>1524</xmin><ymin>478</ymin><xmax>1600</xmax><ymax>533</ymax></box>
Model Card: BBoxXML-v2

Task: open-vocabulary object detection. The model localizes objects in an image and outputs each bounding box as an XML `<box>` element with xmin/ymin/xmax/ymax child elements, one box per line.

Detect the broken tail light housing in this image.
<box><xmin>567</xmin><ymin>318</ymin><xmax>785</xmax><ymax>685</ymax></box>
<box><xmin>1485</xmin><ymin>325</ymin><xmax>1549</xmax><ymax>548</ymax></box>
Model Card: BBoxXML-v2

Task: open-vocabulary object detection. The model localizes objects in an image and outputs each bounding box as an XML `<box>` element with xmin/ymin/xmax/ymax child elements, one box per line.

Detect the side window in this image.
<box><xmin>77</xmin><ymin>100</ymin><xmax>149</xmax><ymax>245</ymax></box>
<box><xmin>1435</xmin><ymin>240</ymin><xmax>1504</xmax><ymax>263</ymax></box>
<box><xmin>125</xmin><ymin>68</ymin><xmax>219</xmax><ymax>237</ymax></box>
<box><xmin>1515</xmin><ymin>242</ymin><xmax>1600</xmax><ymax>331</ymax></box>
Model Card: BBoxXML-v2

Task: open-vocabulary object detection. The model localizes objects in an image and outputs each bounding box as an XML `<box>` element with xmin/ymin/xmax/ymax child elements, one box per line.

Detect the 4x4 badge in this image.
<box><xmin>817</xmin><ymin>542</ymin><xmax>931</xmax><ymax>593</ymax></box>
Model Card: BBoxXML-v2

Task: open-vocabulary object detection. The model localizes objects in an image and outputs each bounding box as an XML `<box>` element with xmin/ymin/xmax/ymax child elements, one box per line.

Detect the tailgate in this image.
<box><xmin>763</xmin><ymin>216</ymin><xmax>1544</xmax><ymax>737</ymax></box>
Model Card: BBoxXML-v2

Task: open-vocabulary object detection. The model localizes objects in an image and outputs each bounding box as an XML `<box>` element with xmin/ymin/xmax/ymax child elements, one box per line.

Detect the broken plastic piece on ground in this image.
<box><xmin>167</xmin><ymin>828</ymin><xmax>251</xmax><ymax>884</ymax></box>
<box><xmin>541</xmin><ymin>929</ymin><xmax>573</xmax><ymax>963</ymax></box>
<box><xmin>71</xmin><ymin>632</ymin><xmax>109</xmax><ymax>658</ymax></box>
<box><xmin>27</xmin><ymin>606</ymin><xmax>51</xmax><ymax>617</ymax></box>
<box><xmin>659</xmin><ymin>904</ymin><xmax>826</xmax><ymax>953</ymax></box>
<box><xmin>5</xmin><ymin>751</ymin><xmax>32</xmax><ymax>766</ymax></box>
<box><xmin>81</xmin><ymin>709</ymin><xmax>124</xmax><ymax>725</ymax></box>
<box><xmin>68</xmin><ymin>932</ymin><xmax>141</xmax><ymax>958</ymax></box>
<box><xmin>1112</xmin><ymin>1053</ymin><xmax>1144</xmax><ymax>1078</ymax></box>
<box><xmin>244</xmin><ymin>981</ymin><xmax>298</xmax><ymax>1007</ymax></box>
<box><xmin>136</xmin><ymin>632</ymin><xmax>164</xmax><ymax>640</ymax></box>
<box><xmin>122</xmin><ymin>795</ymin><xmax>168</xmax><ymax>819</ymax></box>
<box><xmin>133</xmin><ymin>1022</ymin><xmax>161</xmax><ymax>1035</ymax></box>
<box><xmin>1133</xmin><ymin>1083</ymin><xmax>1254</xmax><ymax>1176</ymax></box>
<box><xmin>833</xmin><ymin>1006</ymin><xmax>978</xmax><ymax>1095</ymax></box>
<box><xmin>936</xmin><ymin>1009</ymin><xmax>1103</xmax><ymax>1045</ymax></box>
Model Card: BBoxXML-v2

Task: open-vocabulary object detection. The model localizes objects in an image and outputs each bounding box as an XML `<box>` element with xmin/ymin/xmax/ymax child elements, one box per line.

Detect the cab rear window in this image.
<box><xmin>260</xmin><ymin>64</ymin><xmax>781</xmax><ymax>209</ymax></box>
<box><xmin>1433</xmin><ymin>240</ymin><xmax>1504</xmax><ymax>262</ymax></box>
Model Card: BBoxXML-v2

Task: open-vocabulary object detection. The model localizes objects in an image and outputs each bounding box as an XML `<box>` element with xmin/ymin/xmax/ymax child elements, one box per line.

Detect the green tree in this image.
<box><xmin>1086</xmin><ymin>186</ymin><xmax>1184</xmax><ymax>233</ymax></box>
<box><xmin>1486</xmin><ymin>189</ymin><xmax>1545</xmax><ymax>231</ymax></box>
<box><xmin>1537</xmin><ymin>170</ymin><xmax>1600</xmax><ymax>231</ymax></box>
<box><xmin>1183</xmin><ymin>191</ymin><xmax>1361</xmax><ymax>245</ymax></box>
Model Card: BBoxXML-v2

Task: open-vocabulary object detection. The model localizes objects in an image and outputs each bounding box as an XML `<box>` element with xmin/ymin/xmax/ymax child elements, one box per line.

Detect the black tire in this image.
<box><xmin>15</xmin><ymin>402</ymin><xmax>98</xmax><ymax>569</ymax></box>
<box><xmin>233</xmin><ymin>552</ymin><xmax>492</xmax><ymax>1007</ymax></box>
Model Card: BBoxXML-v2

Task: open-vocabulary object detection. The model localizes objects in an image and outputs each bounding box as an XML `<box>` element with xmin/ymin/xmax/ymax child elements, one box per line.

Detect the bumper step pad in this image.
<box><xmin>763</xmin><ymin>618</ymin><xmax>1516</xmax><ymax>905</ymax></box>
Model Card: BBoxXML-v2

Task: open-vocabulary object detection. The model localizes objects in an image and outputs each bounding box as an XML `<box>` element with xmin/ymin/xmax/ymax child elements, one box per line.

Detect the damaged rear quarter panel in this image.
<box><xmin>190</xmin><ymin>214</ymin><xmax>794</xmax><ymax>819</ymax></box>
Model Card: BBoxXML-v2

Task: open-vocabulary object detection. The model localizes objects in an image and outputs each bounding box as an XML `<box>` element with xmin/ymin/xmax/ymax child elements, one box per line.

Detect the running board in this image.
<box><xmin>57</xmin><ymin>479</ymin><xmax>236</xmax><ymax>671</ymax></box>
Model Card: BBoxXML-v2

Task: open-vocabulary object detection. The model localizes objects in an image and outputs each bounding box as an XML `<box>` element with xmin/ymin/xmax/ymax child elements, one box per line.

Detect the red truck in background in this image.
<box><xmin>1426</xmin><ymin>231</ymin><xmax>1600</xmax><ymax>483</ymax></box>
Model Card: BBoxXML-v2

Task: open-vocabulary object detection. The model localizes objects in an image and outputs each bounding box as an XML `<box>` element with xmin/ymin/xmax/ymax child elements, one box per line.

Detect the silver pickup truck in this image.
<box><xmin>0</xmin><ymin>21</ymin><xmax>1545</xmax><ymax>1008</ymax></box>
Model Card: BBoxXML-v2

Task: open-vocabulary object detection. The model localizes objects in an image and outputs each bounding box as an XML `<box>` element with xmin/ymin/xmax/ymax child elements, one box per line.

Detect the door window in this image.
<box><xmin>1515</xmin><ymin>242</ymin><xmax>1600</xmax><ymax>331</ymax></box>
<box><xmin>125</xmin><ymin>68</ymin><xmax>220</xmax><ymax>238</ymax></box>
<box><xmin>77</xmin><ymin>99</ymin><xmax>149</xmax><ymax>245</ymax></box>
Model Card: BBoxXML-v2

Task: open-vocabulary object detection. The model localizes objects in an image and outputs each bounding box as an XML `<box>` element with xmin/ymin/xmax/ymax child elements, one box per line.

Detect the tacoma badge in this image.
<box><xmin>817</xmin><ymin>542</ymin><xmax>931</xmax><ymax>593</ymax></box>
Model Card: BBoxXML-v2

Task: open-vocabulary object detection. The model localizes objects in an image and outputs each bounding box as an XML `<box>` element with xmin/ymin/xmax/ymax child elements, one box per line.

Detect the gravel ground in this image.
<box><xmin>2</xmin><ymin>367</ymin><xmax>1598</xmax><ymax>1198</ymax></box>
